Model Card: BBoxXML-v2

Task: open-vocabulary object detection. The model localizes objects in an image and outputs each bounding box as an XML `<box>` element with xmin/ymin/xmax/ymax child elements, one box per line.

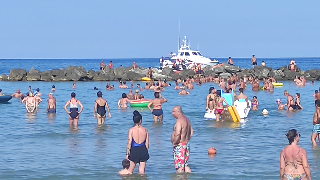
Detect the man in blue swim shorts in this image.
<box><xmin>311</xmin><ymin>100</ymin><xmax>320</xmax><ymax>146</ymax></box>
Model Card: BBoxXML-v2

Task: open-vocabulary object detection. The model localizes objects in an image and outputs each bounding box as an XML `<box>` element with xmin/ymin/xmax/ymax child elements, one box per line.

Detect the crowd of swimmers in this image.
<box><xmin>3</xmin><ymin>69</ymin><xmax>320</xmax><ymax>179</ymax></box>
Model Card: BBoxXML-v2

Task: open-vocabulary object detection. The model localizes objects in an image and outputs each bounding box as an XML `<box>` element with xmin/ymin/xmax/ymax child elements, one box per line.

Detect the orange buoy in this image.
<box><xmin>208</xmin><ymin>147</ymin><xmax>217</xmax><ymax>155</ymax></box>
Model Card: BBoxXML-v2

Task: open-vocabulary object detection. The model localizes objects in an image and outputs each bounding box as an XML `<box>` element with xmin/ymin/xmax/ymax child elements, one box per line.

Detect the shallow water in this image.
<box><xmin>0</xmin><ymin>80</ymin><xmax>320</xmax><ymax>179</ymax></box>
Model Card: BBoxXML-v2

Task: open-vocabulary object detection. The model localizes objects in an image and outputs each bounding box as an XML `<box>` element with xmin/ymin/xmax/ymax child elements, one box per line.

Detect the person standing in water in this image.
<box><xmin>284</xmin><ymin>90</ymin><xmax>295</xmax><ymax>111</ymax></box>
<box><xmin>125</xmin><ymin>110</ymin><xmax>149</xmax><ymax>174</ymax></box>
<box><xmin>251</xmin><ymin>96</ymin><xmax>259</xmax><ymax>111</ymax></box>
<box><xmin>72</xmin><ymin>83</ymin><xmax>76</xmax><ymax>89</ymax></box>
<box><xmin>311</xmin><ymin>100</ymin><xmax>320</xmax><ymax>146</ymax></box>
<box><xmin>22</xmin><ymin>92</ymin><xmax>37</xmax><ymax>113</ymax></box>
<box><xmin>206</xmin><ymin>87</ymin><xmax>216</xmax><ymax>113</ymax></box>
<box><xmin>94</xmin><ymin>91</ymin><xmax>111</xmax><ymax>125</ymax></box>
<box><xmin>64</xmin><ymin>92</ymin><xmax>83</xmax><ymax>127</ymax></box>
<box><xmin>47</xmin><ymin>93</ymin><xmax>56</xmax><ymax>113</ymax></box>
<box><xmin>280</xmin><ymin>129</ymin><xmax>311</xmax><ymax>180</ymax></box>
<box><xmin>118</xmin><ymin>93</ymin><xmax>131</xmax><ymax>108</ymax></box>
<box><xmin>214</xmin><ymin>90</ymin><xmax>229</xmax><ymax>122</ymax></box>
<box><xmin>148</xmin><ymin>92</ymin><xmax>167</xmax><ymax>122</ymax></box>
<box><xmin>235</xmin><ymin>88</ymin><xmax>250</xmax><ymax>108</ymax></box>
<box><xmin>171</xmin><ymin>106</ymin><xmax>194</xmax><ymax>173</ymax></box>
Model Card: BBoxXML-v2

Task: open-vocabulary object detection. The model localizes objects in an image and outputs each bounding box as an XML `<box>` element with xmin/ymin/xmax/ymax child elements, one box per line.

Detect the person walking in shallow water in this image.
<box><xmin>126</xmin><ymin>110</ymin><xmax>149</xmax><ymax>174</ymax></box>
<box><xmin>171</xmin><ymin>106</ymin><xmax>194</xmax><ymax>173</ymax></box>
<box><xmin>312</xmin><ymin>100</ymin><xmax>320</xmax><ymax>146</ymax></box>
<box><xmin>94</xmin><ymin>91</ymin><xmax>111</xmax><ymax>125</ymax></box>
<box><xmin>280</xmin><ymin>129</ymin><xmax>311</xmax><ymax>180</ymax></box>
<box><xmin>64</xmin><ymin>92</ymin><xmax>83</xmax><ymax>127</ymax></box>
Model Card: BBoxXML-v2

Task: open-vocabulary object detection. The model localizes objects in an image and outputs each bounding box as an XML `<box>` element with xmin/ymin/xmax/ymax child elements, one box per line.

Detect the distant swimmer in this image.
<box><xmin>251</xmin><ymin>55</ymin><xmax>257</xmax><ymax>67</ymax></box>
<box><xmin>72</xmin><ymin>83</ymin><xmax>76</xmax><ymax>89</ymax></box>
<box><xmin>294</xmin><ymin>93</ymin><xmax>303</xmax><ymax>110</ymax></box>
<box><xmin>51</xmin><ymin>85</ymin><xmax>56</xmax><ymax>92</ymax></box>
<box><xmin>125</xmin><ymin>110</ymin><xmax>149</xmax><ymax>174</ymax></box>
<box><xmin>148</xmin><ymin>92</ymin><xmax>167</xmax><ymax>122</ymax></box>
<box><xmin>47</xmin><ymin>93</ymin><xmax>56</xmax><ymax>113</ymax></box>
<box><xmin>312</xmin><ymin>100</ymin><xmax>320</xmax><ymax>146</ymax></box>
<box><xmin>12</xmin><ymin>89</ymin><xmax>24</xmax><ymax>98</ymax></box>
<box><xmin>64</xmin><ymin>92</ymin><xmax>83</xmax><ymax>127</ymax></box>
<box><xmin>94</xmin><ymin>91</ymin><xmax>111</xmax><ymax>125</ymax></box>
<box><xmin>251</xmin><ymin>96</ymin><xmax>259</xmax><ymax>111</ymax></box>
<box><xmin>118</xmin><ymin>93</ymin><xmax>130</xmax><ymax>108</ymax></box>
<box><xmin>127</xmin><ymin>89</ymin><xmax>134</xmax><ymax>100</ymax></box>
<box><xmin>22</xmin><ymin>92</ymin><xmax>36</xmax><ymax>113</ymax></box>
<box><xmin>179</xmin><ymin>87</ymin><xmax>190</xmax><ymax>95</ymax></box>
<box><xmin>171</xmin><ymin>106</ymin><xmax>193</xmax><ymax>173</ymax></box>
<box><xmin>276</xmin><ymin>99</ymin><xmax>285</xmax><ymax>110</ymax></box>
<box><xmin>284</xmin><ymin>90</ymin><xmax>295</xmax><ymax>111</ymax></box>
<box><xmin>227</xmin><ymin>57</ymin><xmax>234</xmax><ymax>65</ymax></box>
<box><xmin>174</xmin><ymin>81</ymin><xmax>180</xmax><ymax>90</ymax></box>
<box><xmin>214</xmin><ymin>90</ymin><xmax>229</xmax><ymax>122</ymax></box>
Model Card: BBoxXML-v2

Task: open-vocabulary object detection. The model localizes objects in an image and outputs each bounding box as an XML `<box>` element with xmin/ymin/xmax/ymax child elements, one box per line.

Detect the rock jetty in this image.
<box><xmin>1</xmin><ymin>63</ymin><xmax>320</xmax><ymax>82</ymax></box>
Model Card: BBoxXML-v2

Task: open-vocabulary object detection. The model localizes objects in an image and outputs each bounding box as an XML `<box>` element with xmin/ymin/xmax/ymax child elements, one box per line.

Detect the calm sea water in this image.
<box><xmin>0</xmin><ymin>58</ymin><xmax>320</xmax><ymax>179</ymax></box>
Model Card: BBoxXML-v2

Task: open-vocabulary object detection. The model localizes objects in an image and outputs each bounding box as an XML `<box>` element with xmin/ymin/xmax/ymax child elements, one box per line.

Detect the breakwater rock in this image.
<box><xmin>1</xmin><ymin>63</ymin><xmax>320</xmax><ymax>82</ymax></box>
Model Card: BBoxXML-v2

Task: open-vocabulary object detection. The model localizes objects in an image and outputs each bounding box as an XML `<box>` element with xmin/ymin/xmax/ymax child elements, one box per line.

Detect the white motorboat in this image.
<box><xmin>160</xmin><ymin>36</ymin><xmax>218</xmax><ymax>70</ymax></box>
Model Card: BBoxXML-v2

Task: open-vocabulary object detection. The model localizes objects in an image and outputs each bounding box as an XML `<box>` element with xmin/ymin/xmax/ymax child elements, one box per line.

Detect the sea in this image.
<box><xmin>0</xmin><ymin>57</ymin><xmax>320</xmax><ymax>180</ymax></box>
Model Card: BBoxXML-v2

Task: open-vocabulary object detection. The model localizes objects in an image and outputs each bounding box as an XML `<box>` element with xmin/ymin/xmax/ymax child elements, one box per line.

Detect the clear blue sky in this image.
<box><xmin>0</xmin><ymin>0</ymin><xmax>319</xmax><ymax>59</ymax></box>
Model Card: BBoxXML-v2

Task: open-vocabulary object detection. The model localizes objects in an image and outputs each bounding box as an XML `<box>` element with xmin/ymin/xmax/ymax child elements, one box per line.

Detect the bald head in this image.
<box><xmin>173</xmin><ymin>106</ymin><xmax>182</xmax><ymax>113</ymax></box>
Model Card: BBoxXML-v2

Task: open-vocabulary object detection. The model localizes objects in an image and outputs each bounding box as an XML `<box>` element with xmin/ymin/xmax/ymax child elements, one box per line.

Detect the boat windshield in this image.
<box><xmin>185</xmin><ymin>52</ymin><xmax>190</xmax><ymax>56</ymax></box>
<box><xmin>192</xmin><ymin>52</ymin><xmax>198</xmax><ymax>55</ymax></box>
<box><xmin>180</xmin><ymin>52</ymin><xmax>184</xmax><ymax>56</ymax></box>
<box><xmin>197</xmin><ymin>52</ymin><xmax>202</xmax><ymax>56</ymax></box>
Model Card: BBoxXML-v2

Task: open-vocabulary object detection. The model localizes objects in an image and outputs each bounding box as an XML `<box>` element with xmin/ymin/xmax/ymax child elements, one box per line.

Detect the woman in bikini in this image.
<box><xmin>294</xmin><ymin>93</ymin><xmax>303</xmax><ymax>110</ymax></box>
<box><xmin>280</xmin><ymin>129</ymin><xmax>311</xmax><ymax>180</ymax></box>
<box><xmin>94</xmin><ymin>91</ymin><xmax>111</xmax><ymax>125</ymax></box>
<box><xmin>251</xmin><ymin>96</ymin><xmax>259</xmax><ymax>111</ymax></box>
<box><xmin>214</xmin><ymin>90</ymin><xmax>229</xmax><ymax>122</ymax></box>
<box><xmin>117</xmin><ymin>93</ymin><xmax>131</xmax><ymax>108</ymax></box>
<box><xmin>126</xmin><ymin>110</ymin><xmax>149</xmax><ymax>174</ymax></box>
<box><xmin>64</xmin><ymin>92</ymin><xmax>83</xmax><ymax>127</ymax></box>
<box><xmin>206</xmin><ymin>87</ymin><xmax>216</xmax><ymax>113</ymax></box>
<box><xmin>148</xmin><ymin>92</ymin><xmax>167</xmax><ymax>122</ymax></box>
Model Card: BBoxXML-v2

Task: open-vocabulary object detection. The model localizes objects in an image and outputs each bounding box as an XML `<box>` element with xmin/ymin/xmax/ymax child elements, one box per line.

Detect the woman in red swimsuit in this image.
<box><xmin>214</xmin><ymin>90</ymin><xmax>229</xmax><ymax>122</ymax></box>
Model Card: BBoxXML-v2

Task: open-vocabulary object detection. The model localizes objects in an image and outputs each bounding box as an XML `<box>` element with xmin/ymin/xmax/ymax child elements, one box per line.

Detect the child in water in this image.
<box><xmin>118</xmin><ymin>159</ymin><xmax>132</xmax><ymax>175</ymax></box>
<box><xmin>251</xmin><ymin>96</ymin><xmax>259</xmax><ymax>111</ymax></box>
<box><xmin>276</xmin><ymin>99</ymin><xmax>285</xmax><ymax>110</ymax></box>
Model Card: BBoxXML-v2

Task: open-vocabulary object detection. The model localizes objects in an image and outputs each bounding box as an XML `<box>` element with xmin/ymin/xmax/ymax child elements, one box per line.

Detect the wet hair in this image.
<box><xmin>137</xmin><ymin>83</ymin><xmax>140</xmax><ymax>86</ymax></box>
<box><xmin>139</xmin><ymin>94</ymin><xmax>144</xmax><ymax>99</ymax></box>
<box><xmin>286</xmin><ymin>129</ymin><xmax>299</xmax><ymax>144</ymax></box>
<box><xmin>122</xmin><ymin>93</ymin><xmax>127</xmax><ymax>98</ymax></box>
<box><xmin>154</xmin><ymin>92</ymin><xmax>160</xmax><ymax>98</ymax></box>
<box><xmin>123</xmin><ymin>82</ymin><xmax>126</xmax><ymax>85</ymax></box>
<box><xmin>253</xmin><ymin>96</ymin><xmax>257</xmax><ymax>99</ymax></box>
<box><xmin>52</xmin><ymin>85</ymin><xmax>55</xmax><ymax>88</ymax></box>
<box><xmin>71</xmin><ymin>92</ymin><xmax>76</xmax><ymax>98</ymax></box>
<box><xmin>97</xmin><ymin>91</ymin><xmax>102</xmax><ymax>97</ymax></box>
<box><xmin>315</xmin><ymin>90</ymin><xmax>318</xmax><ymax>93</ymax></box>
<box><xmin>133</xmin><ymin>110</ymin><xmax>142</xmax><ymax>124</ymax></box>
<box><xmin>94</xmin><ymin>87</ymin><xmax>98</xmax><ymax>90</ymax></box>
<box><xmin>0</xmin><ymin>89</ymin><xmax>2</xmax><ymax>92</ymax></box>
<box><xmin>209</xmin><ymin>87</ymin><xmax>215</xmax><ymax>94</ymax></box>
<box><xmin>122</xmin><ymin>159</ymin><xmax>130</xmax><ymax>169</ymax></box>
<box><xmin>216</xmin><ymin>90</ymin><xmax>222</xmax><ymax>97</ymax></box>
<box><xmin>295</xmin><ymin>93</ymin><xmax>300</xmax><ymax>98</ymax></box>
<box><xmin>156</xmin><ymin>82</ymin><xmax>159</xmax><ymax>86</ymax></box>
<box><xmin>239</xmin><ymin>88</ymin><xmax>244</xmax><ymax>93</ymax></box>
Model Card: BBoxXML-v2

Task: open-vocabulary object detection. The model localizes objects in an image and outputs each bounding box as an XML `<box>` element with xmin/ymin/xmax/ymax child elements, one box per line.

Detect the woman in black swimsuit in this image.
<box><xmin>126</xmin><ymin>110</ymin><xmax>149</xmax><ymax>174</ymax></box>
<box><xmin>206</xmin><ymin>87</ymin><xmax>216</xmax><ymax>113</ymax></box>
<box><xmin>64</xmin><ymin>92</ymin><xmax>83</xmax><ymax>127</ymax></box>
<box><xmin>94</xmin><ymin>91</ymin><xmax>111</xmax><ymax>125</ymax></box>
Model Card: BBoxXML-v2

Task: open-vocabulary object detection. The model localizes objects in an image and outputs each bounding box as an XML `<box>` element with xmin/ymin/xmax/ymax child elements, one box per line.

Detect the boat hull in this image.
<box><xmin>0</xmin><ymin>95</ymin><xmax>12</xmax><ymax>103</ymax></box>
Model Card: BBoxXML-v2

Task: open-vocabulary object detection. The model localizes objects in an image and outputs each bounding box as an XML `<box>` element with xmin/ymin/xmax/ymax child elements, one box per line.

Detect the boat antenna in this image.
<box><xmin>178</xmin><ymin>19</ymin><xmax>180</xmax><ymax>50</ymax></box>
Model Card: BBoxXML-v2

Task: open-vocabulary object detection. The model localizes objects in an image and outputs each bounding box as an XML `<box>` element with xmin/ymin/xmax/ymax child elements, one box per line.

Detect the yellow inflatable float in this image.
<box><xmin>272</xmin><ymin>82</ymin><xmax>283</xmax><ymax>87</ymax></box>
<box><xmin>141</xmin><ymin>77</ymin><xmax>151</xmax><ymax>81</ymax></box>
<box><xmin>228</xmin><ymin>106</ymin><xmax>241</xmax><ymax>122</ymax></box>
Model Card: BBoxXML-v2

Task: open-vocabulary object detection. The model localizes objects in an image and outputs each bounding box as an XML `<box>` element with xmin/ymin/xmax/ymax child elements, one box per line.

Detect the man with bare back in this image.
<box><xmin>171</xmin><ymin>106</ymin><xmax>194</xmax><ymax>173</ymax></box>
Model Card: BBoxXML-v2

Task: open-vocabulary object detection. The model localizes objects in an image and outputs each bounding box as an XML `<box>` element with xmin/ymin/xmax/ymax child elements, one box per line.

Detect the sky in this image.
<box><xmin>0</xmin><ymin>0</ymin><xmax>319</xmax><ymax>59</ymax></box>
